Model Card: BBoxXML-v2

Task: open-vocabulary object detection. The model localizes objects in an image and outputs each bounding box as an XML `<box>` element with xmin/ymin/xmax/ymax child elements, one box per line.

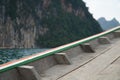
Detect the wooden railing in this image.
<box><xmin>0</xmin><ymin>26</ymin><xmax>120</xmax><ymax>73</ymax></box>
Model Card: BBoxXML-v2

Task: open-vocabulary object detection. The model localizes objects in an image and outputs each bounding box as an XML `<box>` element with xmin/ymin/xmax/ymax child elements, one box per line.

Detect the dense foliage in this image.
<box><xmin>0</xmin><ymin>0</ymin><xmax>103</xmax><ymax>48</ymax></box>
<box><xmin>35</xmin><ymin>0</ymin><xmax>103</xmax><ymax>47</ymax></box>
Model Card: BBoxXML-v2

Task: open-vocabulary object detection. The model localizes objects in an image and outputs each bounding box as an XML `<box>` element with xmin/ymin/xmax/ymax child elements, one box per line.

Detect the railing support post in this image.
<box><xmin>17</xmin><ymin>65</ymin><xmax>41</xmax><ymax>80</ymax></box>
<box><xmin>80</xmin><ymin>43</ymin><xmax>95</xmax><ymax>53</ymax></box>
<box><xmin>113</xmin><ymin>31</ymin><xmax>120</xmax><ymax>38</ymax></box>
<box><xmin>55</xmin><ymin>53</ymin><xmax>72</xmax><ymax>64</ymax></box>
<box><xmin>98</xmin><ymin>37</ymin><xmax>111</xmax><ymax>44</ymax></box>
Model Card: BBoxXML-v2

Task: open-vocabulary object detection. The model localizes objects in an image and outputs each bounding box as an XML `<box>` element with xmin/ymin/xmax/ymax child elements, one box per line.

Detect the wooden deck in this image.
<box><xmin>58</xmin><ymin>40</ymin><xmax>120</xmax><ymax>80</ymax></box>
<box><xmin>1</xmin><ymin>27</ymin><xmax>120</xmax><ymax>80</ymax></box>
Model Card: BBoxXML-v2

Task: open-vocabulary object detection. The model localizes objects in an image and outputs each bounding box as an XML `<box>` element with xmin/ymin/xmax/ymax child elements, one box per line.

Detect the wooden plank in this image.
<box><xmin>58</xmin><ymin>42</ymin><xmax>120</xmax><ymax>80</ymax></box>
<box><xmin>93</xmin><ymin>57</ymin><xmax>120</xmax><ymax>80</ymax></box>
<box><xmin>1</xmin><ymin>26</ymin><xmax>120</xmax><ymax>73</ymax></box>
<box><xmin>94</xmin><ymin>64</ymin><xmax>120</xmax><ymax>80</ymax></box>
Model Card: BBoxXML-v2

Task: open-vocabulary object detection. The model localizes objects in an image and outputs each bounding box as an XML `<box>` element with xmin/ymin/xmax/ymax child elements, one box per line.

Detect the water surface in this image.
<box><xmin>0</xmin><ymin>48</ymin><xmax>48</xmax><ymax>64</ymax></box>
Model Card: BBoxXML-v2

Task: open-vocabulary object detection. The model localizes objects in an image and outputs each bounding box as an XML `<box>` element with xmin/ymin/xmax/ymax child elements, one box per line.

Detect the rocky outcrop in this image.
<box><xmin>0</xmin><ymin>0</ymin><xmax>102</xmax><ymax>48</ymax></box>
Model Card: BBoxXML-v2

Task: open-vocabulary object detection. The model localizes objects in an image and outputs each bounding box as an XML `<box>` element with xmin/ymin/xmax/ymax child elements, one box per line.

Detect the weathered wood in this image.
<box><xmin>93</xmin><ymin>57</ymin><xmax>120</xmax><ymax>80</ymax></box>
<box><xmin>113</xmin><ymin>31</ymin><xmax>120</xmax><ymax>38</ymax></box>
<box><xmin>98</xmin><ymin>37</ymin><xmax>111</xmax><ymax>44</ymax></box>
<box><xmin>58</xmin><ymin>43</ymin><xmax>120</xmax><ymax>80</ymax></box>
<box><xmin>17</xmin><ymin>65</ymin><xmax>41</xmax><ymax>80</ymax></box>
<box><xmin>80</xmin><ymin>43</ymin><xmax>95</xmax><ymax>53</ymax></box>
<box><xmin>55</xmin><ymin>53</ymin><xmax>72</xmax><ymax>64</ymax></box>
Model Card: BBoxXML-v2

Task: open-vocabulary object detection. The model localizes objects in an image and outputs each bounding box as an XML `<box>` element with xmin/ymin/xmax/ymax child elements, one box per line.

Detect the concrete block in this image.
<box><xmin>80</xmin><ymin>43</ymin><xmax>95</xmax><ymax>53</ymax></box>
<box><xmin>113</xmin><ymin>31</ymin><xmax>120</xmax><ymax>38</ymax></box>
<box><xmin>55</xmin><ymin>53</ymin><xmax>72</xmax><ymax>64</ymax></box>
<box><xmin>17</xmin><ymin>65</ymin><xmax>41</xmax><ymax>80</ymax></box>
<box><xmin>98</xmin><ymin>37</ymin><xmax>111</xmax><ymax>44</ymax></box>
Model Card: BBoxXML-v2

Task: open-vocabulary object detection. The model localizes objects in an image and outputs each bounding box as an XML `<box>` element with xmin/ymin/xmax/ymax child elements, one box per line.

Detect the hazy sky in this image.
<box><xmin>83</xmin><ymin>0</ymin><xmax>120</xmax><ymax>21</ymax></box>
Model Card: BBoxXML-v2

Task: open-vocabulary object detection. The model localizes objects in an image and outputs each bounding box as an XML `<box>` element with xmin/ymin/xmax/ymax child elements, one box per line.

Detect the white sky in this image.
<box><xmin>83</xmin><ymin>0</ymin><xmax>120</xmax><ymax>21</ymax></box>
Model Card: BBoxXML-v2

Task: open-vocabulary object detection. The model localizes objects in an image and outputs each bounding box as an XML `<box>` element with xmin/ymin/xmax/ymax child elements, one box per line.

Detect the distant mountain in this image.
<box><xmin>98</xmin><ymin>17</ymin><xmax>120</xmax><ymax>30</ymax></box>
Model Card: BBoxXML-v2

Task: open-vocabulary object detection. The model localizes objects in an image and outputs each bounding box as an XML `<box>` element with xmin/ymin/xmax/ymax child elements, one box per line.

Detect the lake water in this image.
<box><xmin>0</xmin><ymin>48</ymin><xmax>48</xmax><ymax>64</ymax></box>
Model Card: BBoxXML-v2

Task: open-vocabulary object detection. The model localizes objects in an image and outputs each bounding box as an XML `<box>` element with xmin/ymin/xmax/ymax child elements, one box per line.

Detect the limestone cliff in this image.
<box><xmin>0</xmin><ymin>0</ymin><xmax>102</xmax><ymax>48</ymax></box>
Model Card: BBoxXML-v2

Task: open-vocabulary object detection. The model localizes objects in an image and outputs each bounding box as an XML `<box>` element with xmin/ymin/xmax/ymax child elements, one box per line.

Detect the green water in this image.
<box><xmin>0</xmin><ymin>49</ymin><xmax>48</xmax><ymax>64</ymax></box>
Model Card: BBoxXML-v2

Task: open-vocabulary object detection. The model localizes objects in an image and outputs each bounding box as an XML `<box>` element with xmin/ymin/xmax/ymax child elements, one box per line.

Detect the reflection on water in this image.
<box><xmin>0</xmin><ymin>48</ymin><xmax>48</xmax><ymax>64</ymax></box>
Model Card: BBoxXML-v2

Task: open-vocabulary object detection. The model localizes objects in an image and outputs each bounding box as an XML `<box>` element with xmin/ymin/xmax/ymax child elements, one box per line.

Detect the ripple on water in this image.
<box><xmin>0</xmin><ymin>48</ymin><xmax>48</xmax><ymax>64</ymax></box>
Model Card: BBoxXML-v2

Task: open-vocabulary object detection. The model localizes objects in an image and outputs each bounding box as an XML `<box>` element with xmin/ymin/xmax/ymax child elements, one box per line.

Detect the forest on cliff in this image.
<box><xmin>0</xmin><ymin>0</ymin><xmax>102</xmax><ymax>48</ymax></box>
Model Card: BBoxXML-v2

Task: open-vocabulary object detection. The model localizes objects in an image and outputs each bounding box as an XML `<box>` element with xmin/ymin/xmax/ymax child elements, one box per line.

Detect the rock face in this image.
<box><xmin>98</xmin><ymin>17</ymin><xmax>120</xmax><ymax>30</ymax></box>
<box><xmin>0</xmin><ymin>0</ymin><xmax>102</xmax><ymax>48</ymax></box>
